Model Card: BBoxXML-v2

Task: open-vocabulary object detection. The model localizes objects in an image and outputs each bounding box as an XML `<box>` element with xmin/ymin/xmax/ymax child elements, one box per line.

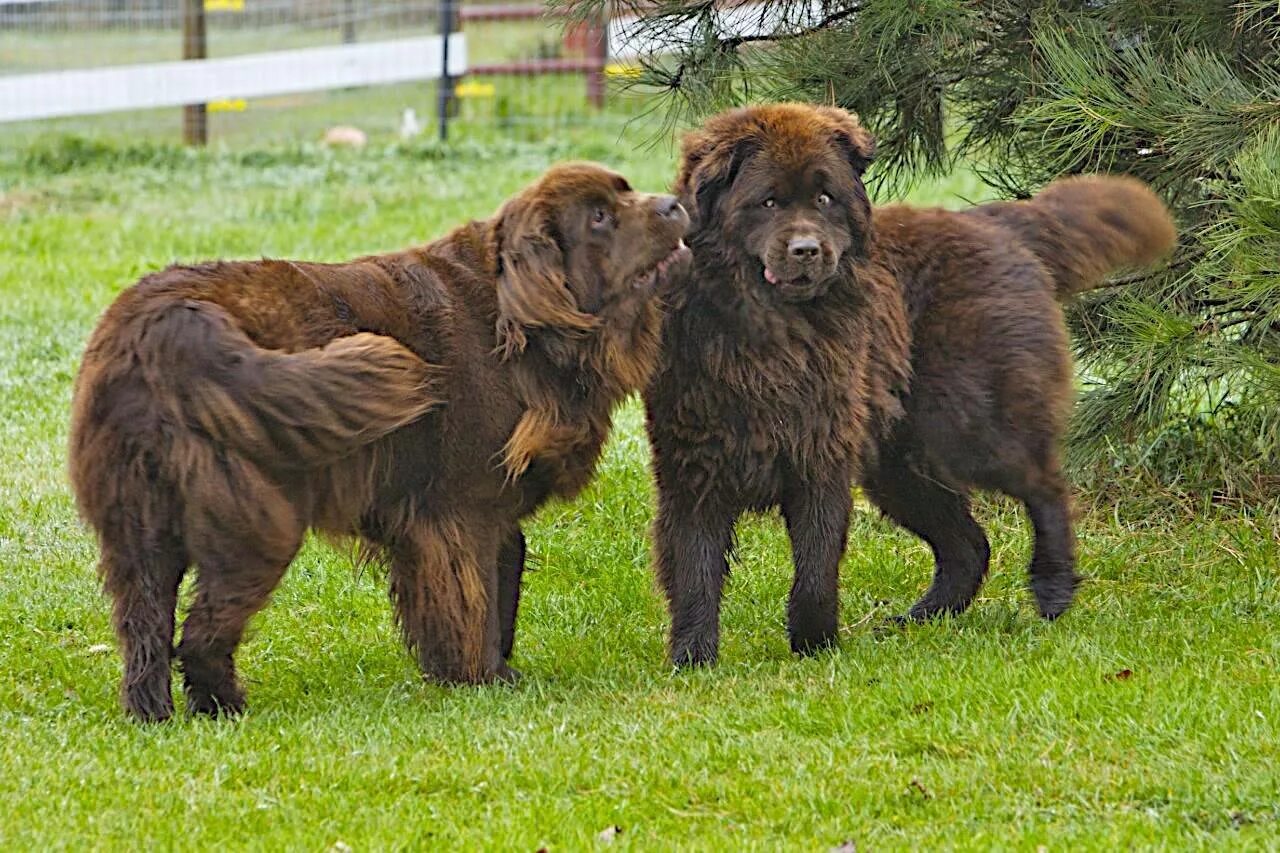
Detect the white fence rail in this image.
<box><xmin>0</xmin><ymin>2</ymin><xmax>789</xmax><ymax>128</ymax></box>
<box><xmin>0</xmin><ymin>34</ymin><xmax>467</xmax><ymax>123</ymax></box>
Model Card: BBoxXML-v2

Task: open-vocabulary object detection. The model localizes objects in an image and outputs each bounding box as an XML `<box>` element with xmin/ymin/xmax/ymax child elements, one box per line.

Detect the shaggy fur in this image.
<box><xmin>869</xmin><ymin>174</ymin><xmax>1176</xmax><ymax>623</ymax></box>
<box><xmin>645</xmin><ymin>103</ymin><xmax>1176</xmax><ymax>666</ymax></box>
<box><xmin>643</xmin><ymin>105</ymin><xmax>912</xmax><ymax>666</ymax></box>
<box><xmin>69</xmin><ymin>163</ymin><xmax>690</xmax><ymax>721</ymax></box>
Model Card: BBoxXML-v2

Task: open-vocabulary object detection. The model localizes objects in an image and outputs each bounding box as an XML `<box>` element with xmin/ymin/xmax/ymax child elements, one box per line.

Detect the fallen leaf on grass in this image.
<box><xmin>597</xmin><ymin>825</ymin><xmax>622</xmax><ymax>843</ymax></box>
<box><xmin>1107</xmin><ymin>669</ymin><xmax>1134</xmax><ymax>681</ymax></box>
<box><xmin>908</xmin><ymin>778</ymin><xmax>933</xmax><ymax>800</ymax></box>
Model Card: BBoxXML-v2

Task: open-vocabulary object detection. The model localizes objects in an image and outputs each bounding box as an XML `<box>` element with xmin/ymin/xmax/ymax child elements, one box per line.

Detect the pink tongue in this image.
<box><xmin>764</xmin><ymin>268</ymin><xmax>778</xmax><ymax>284</ymax></box>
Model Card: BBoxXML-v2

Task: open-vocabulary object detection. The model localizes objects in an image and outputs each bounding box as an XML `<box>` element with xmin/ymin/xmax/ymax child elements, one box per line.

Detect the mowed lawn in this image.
<box><xmin>1</xmin><ymin>129</ymin><xmax>1277</xmax><ymax>850</ymax></box>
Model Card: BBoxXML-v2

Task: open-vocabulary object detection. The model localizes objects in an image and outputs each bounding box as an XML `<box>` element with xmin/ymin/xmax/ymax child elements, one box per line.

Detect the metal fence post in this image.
<box><xmin>437</xmin><ymin>0</ymin><xmax>457</xmax><ymax>140</ymax></box>
<box><xmin>182</xmin><ymin>0</ymin><xmax>208</xmax><ymax>146</ymax></box>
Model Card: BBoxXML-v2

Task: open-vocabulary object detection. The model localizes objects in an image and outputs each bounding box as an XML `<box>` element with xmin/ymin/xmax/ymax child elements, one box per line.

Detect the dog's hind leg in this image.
<box><xmin>997</xmin><ymin>460</ymin><xmax>1078</xmax><ymax>619</ymax></box>
<box><xmin>780</xmin><ymin>470</ymin><xmax>852</xmax><ymax>655</ymax></box>
<box><xmin>974</xmin><ymin>441</ymin><xmax>1080</xmax><ymax>620</ymax></box>
<box><xmin>862</xmin><ymin>452</ymin><xmax>990</xmax><ymax>622</ymax></box>
<box><xmin>176</xmin><ymin>452</ymin><xmax>303</xmax><ymax>717</ymax></box>
<box><xmin>497</xmin><ymin>528</ymin><xmax>526</xmax><ymax>662</ymax></box>
<box><xmin>1024</xmin><ymin>491</ymin><xmax>1078</xmax><ymax>619</ymax></box>
<box><xmin>179</xmin><ymin>551</ymin><xmax>295</xmax><ymax>717</ymax></box>
<box><xmin>101</xmin><ymin>533</ymin><xmax>187</xmax><ymax>723</ymax></box>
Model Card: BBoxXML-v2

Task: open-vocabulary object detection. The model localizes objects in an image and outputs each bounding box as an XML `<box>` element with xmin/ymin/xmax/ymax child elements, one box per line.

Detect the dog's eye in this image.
<box><xmin>762</xmin><ymin>198</ymin><xmax>776</xmax><ymax>209</ymax></box>
<box><xmin>817</xmin><ymin>193</ymin><xmax>832</xmax><ymax>206</ymax></box>
<box><xmin>591</xmin><ymin>207</ymin><xmax>611</xmax><ymax>227</ymax></box>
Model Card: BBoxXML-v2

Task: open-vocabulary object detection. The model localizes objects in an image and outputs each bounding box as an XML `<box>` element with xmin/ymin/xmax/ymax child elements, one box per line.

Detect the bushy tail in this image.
<box><xmin>153</xmin><ymin>299</ymin><xmax>443</xmax><ymax>467</ymax></box>
<box><xmin>970</xmin><ymin>175</ymin><xmax>1177</xmax><ymax>299</ymax></box>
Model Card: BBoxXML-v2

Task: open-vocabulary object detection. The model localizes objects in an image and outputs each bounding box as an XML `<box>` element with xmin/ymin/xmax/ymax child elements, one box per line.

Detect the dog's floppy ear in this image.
<box><xmin>492</xmin><ymin>197</ymin><xmax>597</xmax><ymax>358</ymax></box>
<box><xmin>676</xmin><ymin>121</ymin><xmax>759</xmax><ymax>225</ymax></box>
<box><xmin>815</xmin><ymin>106</ymin><xmax>876</xmax><ymax>176</ymax></box>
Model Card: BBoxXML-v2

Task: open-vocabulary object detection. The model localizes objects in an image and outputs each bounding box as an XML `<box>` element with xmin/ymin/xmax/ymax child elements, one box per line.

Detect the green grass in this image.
<box><xmin>1</xmin><ymin>128</ymin><xmax>1277</xmax><ymax>850</ymax></box>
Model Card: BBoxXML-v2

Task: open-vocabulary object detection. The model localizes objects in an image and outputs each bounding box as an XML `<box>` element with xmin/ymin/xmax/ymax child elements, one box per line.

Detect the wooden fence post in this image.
<box><xmin>342</xmin><ymin>0</ymin><xmax>357</xmax><ymax>44</ymax></box>
<box><xmin>585</xmin><ymin>12</ymin><xmax>607</xmax><ymax>109</ymax></box>
<box><xmin>182</xmin><ymin>0</ymin><xmax>208</xmax><ymax>146</ymax></box>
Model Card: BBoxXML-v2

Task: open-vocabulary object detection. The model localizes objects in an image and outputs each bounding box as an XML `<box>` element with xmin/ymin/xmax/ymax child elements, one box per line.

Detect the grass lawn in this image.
<box><xmin>1</xmin><ymin>126</ymin><xmax>1277</xmax><ymax>850</ymax></box>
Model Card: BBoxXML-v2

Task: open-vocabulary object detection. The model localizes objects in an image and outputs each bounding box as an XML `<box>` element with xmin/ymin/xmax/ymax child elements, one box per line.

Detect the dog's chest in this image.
<box><xmin>658</xmin><ymin>322</ymin><xmax>871</xmax><ymax>503</ymax></box>
<box><xmin>732</xmin><ymin>342</ymin><xmax>864</xmax><ymax>469</ymax></box>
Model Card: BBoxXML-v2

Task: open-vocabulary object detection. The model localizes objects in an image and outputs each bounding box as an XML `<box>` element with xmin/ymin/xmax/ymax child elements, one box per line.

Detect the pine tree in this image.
<box><xmin>580</xmin><ymin>0</ymin><xmax>1280</xmax><ymax>503</ymax></box>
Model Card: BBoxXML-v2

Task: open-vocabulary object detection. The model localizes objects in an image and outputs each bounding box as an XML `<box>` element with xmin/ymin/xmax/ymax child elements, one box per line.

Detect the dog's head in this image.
<box><xmin>492</xmin><ymin>162</ymin><xmax>690</xmax><ymax>356</ymax></box>
<box><xmin>676</xmin><ymin>104</ymin><xmax>875</xmax><ymax>302</ymax></box>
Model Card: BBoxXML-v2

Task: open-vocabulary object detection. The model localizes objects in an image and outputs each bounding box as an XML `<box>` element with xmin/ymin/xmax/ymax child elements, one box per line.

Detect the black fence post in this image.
<box><xmin>437</xmin><ymin>0</ymin><xmax>456</xmax><ymax>141</ymax></box>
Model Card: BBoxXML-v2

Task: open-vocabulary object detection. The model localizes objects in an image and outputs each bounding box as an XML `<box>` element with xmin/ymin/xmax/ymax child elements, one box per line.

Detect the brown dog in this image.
<box><xmin>69</xmin><ymin>163</ymin><xmax>690</xmax><ymax>721</ymax></box>
<box><xmin>645</xmin><ymin>103</ymin><xmax>1175</xmax><ymax>666</ymax></box>
<box><xmin>867</xmin><ymin>174</ymin><xmax>1174</xmax><ymax>623</ymax></box>
<box><xmin>644</xmin><ymin>105</ymin><xmax>912</xmax><ymax>666</ymax></box>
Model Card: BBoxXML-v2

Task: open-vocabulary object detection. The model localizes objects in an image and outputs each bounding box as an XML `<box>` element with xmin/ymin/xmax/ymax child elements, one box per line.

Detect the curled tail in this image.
<box><xmin>154</xmin><ymin>299</ymin><xmax>442</xmax><ymax>467</ymax></box>
<box><xmin>969</xmin><ymin>175</ymin><xmax>1177</xmax><ymax>299</ymax></box>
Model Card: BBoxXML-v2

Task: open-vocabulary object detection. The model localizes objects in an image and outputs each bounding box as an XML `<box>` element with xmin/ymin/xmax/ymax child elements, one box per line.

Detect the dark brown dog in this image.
<box><xmin>70</xmin><ymin>163</ymin><xmax>690</xmax><ymax>721</ymax></box>
<box><xmin>643</xmin><ymin>105</ymin><xmax>912</xmax><ymax>666</ymax></box>
<box><xmin>867</xmin><ymin>174</ymin><xmax>1175</xmax><ymax>623</ymax></box>
<box><xmin>645</xmin><ymin>103</ymin><xmax>1175</xmax><ymax>666</ymax></box>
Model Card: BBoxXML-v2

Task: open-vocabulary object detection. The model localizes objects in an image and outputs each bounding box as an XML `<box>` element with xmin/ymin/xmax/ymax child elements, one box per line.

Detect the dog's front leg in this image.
<box><xmin>497</xmin><ymin>527</ymin><xmax>526</xmax><ymax>662</ymax></box>
<box><xmin>654</xmin><ymin>493</ymin><xmax>736</xmax><ymax>668</ymax></box>
<box><xmin>781</xmin><ymin>471</ymin><xmax>852</xmax><ymax>655</ymax></box>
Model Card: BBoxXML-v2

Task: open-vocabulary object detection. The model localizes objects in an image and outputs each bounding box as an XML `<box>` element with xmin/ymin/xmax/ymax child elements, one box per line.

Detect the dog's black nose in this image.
<box><xmin>655</xmin><ymin>195</ymin><xmax>684</xmax><ymax>219</ymax></box>
<box><xmin>788</xmin><ymin>237</ymin><xmax>821</xmax><ymax>259</ymax></box>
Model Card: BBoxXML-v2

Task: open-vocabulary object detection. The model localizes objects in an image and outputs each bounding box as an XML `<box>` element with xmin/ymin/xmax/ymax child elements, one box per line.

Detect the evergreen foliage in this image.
<box><xmin>585</xmin><ymin>0</ymin><xmax>1280</xmax><ymax>502</ymax></box>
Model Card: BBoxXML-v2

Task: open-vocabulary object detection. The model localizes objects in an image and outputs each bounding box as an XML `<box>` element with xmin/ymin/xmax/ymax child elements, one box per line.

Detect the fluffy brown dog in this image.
<box><xmin>645</xmin><ymin>103</ymin><xmax>1175</xmax><ymax>666</ymax></box>
<box><xmin>644</xmin><ymin>105</ymin><xmax>912</xmax><ymax>666</ymax></box>
<box><xmin>70</xmin><ymin>163</ymin><xmax>690</xmax><ymax>721</ymax></box>
<box><xmin>867</xmin><ymin>174</ymin><xmax>1175</xmax><ymax>623</ymax></box>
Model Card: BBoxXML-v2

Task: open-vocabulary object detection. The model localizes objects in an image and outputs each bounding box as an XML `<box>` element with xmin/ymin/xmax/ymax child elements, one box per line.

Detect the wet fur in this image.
<box><xmin>70</xmin><ymin>163</ymin><xmax>688</xmax><ymax>721</ymax></box>
<box><xmin>647</xmin><ymin>104</ymin><xmax>1176</xmax><ymax>665</ymax></box>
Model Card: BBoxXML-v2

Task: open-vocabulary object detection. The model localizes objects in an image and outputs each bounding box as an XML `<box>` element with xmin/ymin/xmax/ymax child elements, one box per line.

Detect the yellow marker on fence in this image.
<box><xmin>204</xmin><ymin>0</ymin><xmax>244</xmax><ymax>10</ymax></box>
<box><xmin>605</xmin><ymin>63</ymin><xmax>643</xmax><ymax>79</ymax></box>
<box><xmin>208</xmin><ymin>99</ymin><xmax>247</xmax><ymax>112</ymax></box>
<box><xmin>455</xmin><ymin>81</ymin><xmax>496</xmax><ymax>99</ymax></box>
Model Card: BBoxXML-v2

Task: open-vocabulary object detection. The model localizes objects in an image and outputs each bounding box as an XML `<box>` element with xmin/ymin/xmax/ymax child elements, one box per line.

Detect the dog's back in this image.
<box><xmin>70</xmin><ymin>263</ymin><xmax>443</xmax><ymax>536</ymax></box>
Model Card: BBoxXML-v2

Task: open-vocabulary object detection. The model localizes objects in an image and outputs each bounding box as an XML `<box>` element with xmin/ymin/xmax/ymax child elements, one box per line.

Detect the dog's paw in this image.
<box><xmin>1032</xmin><ymin>571</ymin><xmax>1080</xmax><ymax>620</ymax></box>
<box><xmin>184</xmin><ymin>687</ymin><xmax>246</xmax><ymax>719</ymax></box>
<box><xmin>124</xmin><ymin>690</ymin><xmax>176</xmax><ymax>724</ymax></box>
<box><xmin>789</xmin><ymin>626</ymin><xmax>838</xmax><ymax>656</ymax></box>
<box><xmin>493</xmin><ymin>661</ymin><xmax>523</xmax><ymax>685</ymax></box>
<box><xmin>670</xmin><ymin>637</ymin><xmax>719</xmax><ymax>669</ymax></box>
